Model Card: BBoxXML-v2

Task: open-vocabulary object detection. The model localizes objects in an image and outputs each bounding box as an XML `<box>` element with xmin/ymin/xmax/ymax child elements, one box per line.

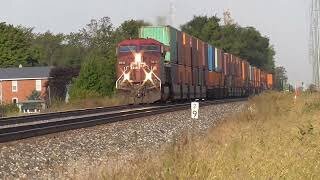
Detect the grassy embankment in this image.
<box><xmin>1</xmin><ymin>95</ymin><xmax>130</xmax><ymax>117</ymax></box>
<box><xmin>84</xmin><ymin>92</ymin><xmax>320</xmax><ymax>179</ymax></box>
<box><xmin>47</xmin><ymin>95</ymin><xmax>130</xmax><ymax>112</ymax></box>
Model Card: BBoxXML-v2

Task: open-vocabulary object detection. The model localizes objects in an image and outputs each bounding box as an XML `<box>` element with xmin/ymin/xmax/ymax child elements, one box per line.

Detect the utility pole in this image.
<box><xmin>310</xmin><ymin>0</ymin><xmax>320</xmax><ymax>88</ymax></box>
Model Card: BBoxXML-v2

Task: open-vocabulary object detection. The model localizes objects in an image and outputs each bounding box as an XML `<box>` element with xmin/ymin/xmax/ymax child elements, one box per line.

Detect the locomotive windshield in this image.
<box><xmin>118</xmin><ymin>45</ymin><xmax>137</xmax><ymax>52</ymax></box>
<box><xmin>140</xmin><ymin>45</ymin><xmax>159</xmax><ymax>52</ymax></box>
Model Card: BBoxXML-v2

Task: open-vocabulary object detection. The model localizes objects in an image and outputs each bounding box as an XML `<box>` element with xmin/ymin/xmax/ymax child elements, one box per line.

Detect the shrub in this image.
<box><xmin>0</xmin><ymin>104</ymin><xmax>20</xmax><ymax>117</ymax></box>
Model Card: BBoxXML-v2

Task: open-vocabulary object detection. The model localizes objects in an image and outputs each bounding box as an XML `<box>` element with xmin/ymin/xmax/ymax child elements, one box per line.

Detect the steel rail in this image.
<box><xmin>0</xmin><ymin>98</ymin><xmax>246</xmax><ymax>143</ymax></box>
<box><xmin>0</xmin><ymin>104</ymin><xmax>151</xmax><ymax>126</ymax></box>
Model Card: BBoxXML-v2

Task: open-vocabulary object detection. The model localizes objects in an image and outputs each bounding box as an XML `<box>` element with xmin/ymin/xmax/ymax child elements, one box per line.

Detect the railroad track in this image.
<box><xmin>0</xmin><ymin>98</ymin><xmax>246</xmax><ymax>143</ymax></box>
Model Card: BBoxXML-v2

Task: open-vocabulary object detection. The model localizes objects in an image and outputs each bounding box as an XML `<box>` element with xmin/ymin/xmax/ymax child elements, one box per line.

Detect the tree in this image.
<box><xmin>116</xmin><ymin>19</ymin><xmax>151</xmax><ymax>40</ymax></box>
<box><xmin>274</xmin><ymin>66</ymin><xmax>288</xmax><ymax>91</ymax></box>
<box><xmin>69</xmin><ymin>17</ymin><xmax>118</xmax><ymax>99</ymax></box>
<box><xmin>181</xmin><ymin>16</ymin><xmax>221</xmax><ymax>42</ymax></box>
<box><xmin>69</xmin><ymin>55</ymin><xmax>114</xmax><ymax>99</ymax></box>
<box><xmin>32</xmin><ymin>31</ymin><xmax>65</xmax><ymax>66</ymax></box>
<box><xmin>27</xmin><ymin>90</ymin><xmax>41</xmax><ymax>100</ymax></box>
<box><xmin>0</xmin><ymin>23</ymin><xmax>36</xmax><ymax>67</ymax></box>
<box><xmin>47</xmin><ymin>67</ymin><xmax>80</xmax><ymax>101</ymax></box>
<box><xmin>180</xmin><ymin>16</ymin><xmax>275</xmax><ymax>71</ymax></box>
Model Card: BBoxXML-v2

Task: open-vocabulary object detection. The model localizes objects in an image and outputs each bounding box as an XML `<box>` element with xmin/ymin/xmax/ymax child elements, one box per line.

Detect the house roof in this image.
<box><xmin>0</xmin><ymin>67</ymin><xmax>52</xmax><ymax>80</ymax></box>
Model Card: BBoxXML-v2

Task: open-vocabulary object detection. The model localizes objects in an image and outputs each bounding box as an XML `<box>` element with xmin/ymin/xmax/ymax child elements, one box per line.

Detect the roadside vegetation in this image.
<box><xmin>0</xmin><ymin>104</ymin><xmax>20</xmax><ymax>117</ymax></box>
<box><xmin>77</xmin><ymin>92</ymin><xmax>320</xmax><ymax>179</ymax></box>
<box><xmin>46</xmin><ymin>95</ymin><xmax>130</xmax><ymax>113</ymax></box>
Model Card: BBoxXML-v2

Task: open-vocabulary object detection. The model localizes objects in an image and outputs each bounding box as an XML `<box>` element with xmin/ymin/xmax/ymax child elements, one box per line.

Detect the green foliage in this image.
<box><xmin>27</xmin><ymin>90</ymin><xmax>41</xmax><ymax>100</ymax></box>
<box><xmin>116</xmin><ymin>19</ymin><xmax>151</xmax><ymax>40</ymax></box>
<box><xmin>274</xmin><ymin>66</ymin><xmax>288</xmax><ymax>91</ymax></box>
<box><xmin>0</xmin><ymin>23</ymin><xmax>36</xmax><ymax>67</ymax></box>
<box><xmin>31</xmin><ymin>31</ymin><xmax>66</xmax><ymax>66</ymax></box>
<box><xmin>181</xmin><ymin>15</ymin><xmax>275</xmax><ymax>71</ymax></box>
<box><xmin>0</xmin><ymin>104</ymin><xmax>19</xmax><ymax>117</ymax></box>
<box><xmin>47</xmin><ymin>66</ymin><xmax>80</xmax><ymax>101</ymax></box>
<box><xmin>69</xmin><ymin>55</ymin><xmax>115</xmax><ymax>99</ymax></box>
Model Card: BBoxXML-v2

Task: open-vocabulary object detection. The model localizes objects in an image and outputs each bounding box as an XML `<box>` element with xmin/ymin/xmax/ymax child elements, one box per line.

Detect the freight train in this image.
<box><xmin>116</xmin><ymin>26</ymin><xmax>273</xmax><ymax>103</ymax></box>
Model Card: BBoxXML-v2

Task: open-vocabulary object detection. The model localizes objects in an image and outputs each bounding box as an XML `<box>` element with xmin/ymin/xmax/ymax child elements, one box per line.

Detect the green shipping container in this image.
<box><xmin>139</xmin><ymin>26</ymin><xmax>178</xmax><ymax>63</ymax></box>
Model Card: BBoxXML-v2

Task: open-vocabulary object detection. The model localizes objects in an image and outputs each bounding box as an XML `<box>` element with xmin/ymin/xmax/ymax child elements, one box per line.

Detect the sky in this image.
<box><xmin>0</xmin><ymin>0</ymin><xmax>311</xmax><ymax>85</ymax></box>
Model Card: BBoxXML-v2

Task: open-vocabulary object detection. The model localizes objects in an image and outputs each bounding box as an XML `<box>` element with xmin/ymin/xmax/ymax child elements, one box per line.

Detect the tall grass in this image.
<box><xmin>0</xmin><ymin>104</ymin><xmax>20</xmax><ymax>117</ymax></box>
<box><xmin>73</xmin><ymin>92</ymin><xmax>320</xmax><ymax>179</ymax></box>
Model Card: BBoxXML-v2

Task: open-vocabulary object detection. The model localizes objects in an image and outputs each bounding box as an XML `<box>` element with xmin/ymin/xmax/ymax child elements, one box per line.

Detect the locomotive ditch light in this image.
<box><xmin>123</xmin><ymin>71</ymin><xmax>131</xmax><ymax>82</ymax></box>
<box><xmin>143</xmin><ymin>69</ymin><xmax>154</xmax><ymax>85</ymax></box>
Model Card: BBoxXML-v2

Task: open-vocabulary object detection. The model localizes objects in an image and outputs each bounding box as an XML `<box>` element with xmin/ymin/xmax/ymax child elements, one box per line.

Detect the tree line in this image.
<box><xmin>0</xmin><ymin>15</ymin><xmax>278</xmax><ymax>101</ymax></box>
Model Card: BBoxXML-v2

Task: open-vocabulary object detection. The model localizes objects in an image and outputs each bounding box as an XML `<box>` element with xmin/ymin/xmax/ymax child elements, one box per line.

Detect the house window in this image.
<box><xmin>36</xmin><ymin>80</ymin><xmax>42</xmax><ymax>91</ymax></box>
<box><xmin>12</xmin><ymin>98</ymin><xmax>18</xmax><ymax>104</ymax></box>
<box><xmin>12</xmin><ymin>81</ymin><xmax>18</xmax><ymax>92</ymax></box>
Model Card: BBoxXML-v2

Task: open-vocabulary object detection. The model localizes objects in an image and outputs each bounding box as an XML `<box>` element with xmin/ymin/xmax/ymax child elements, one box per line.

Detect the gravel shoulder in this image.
<box><xmin>0</xmin><ymin>102</ymin><xmax>245</xmax><ymax>179</ymax></box>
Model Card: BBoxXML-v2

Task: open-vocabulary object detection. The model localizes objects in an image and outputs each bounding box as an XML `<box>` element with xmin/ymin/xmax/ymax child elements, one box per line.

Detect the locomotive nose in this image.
<box><xmin>134</xmin><ymin>53</ymin><xmax>142</xmax><ymax>64</ymax></box>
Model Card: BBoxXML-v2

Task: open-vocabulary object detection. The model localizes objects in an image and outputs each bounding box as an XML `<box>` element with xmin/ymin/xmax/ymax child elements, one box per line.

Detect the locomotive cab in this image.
<box><xmin>116</xmin><ymin>39</ymin><xmax>166</xmax><ymax>103</ymax></box>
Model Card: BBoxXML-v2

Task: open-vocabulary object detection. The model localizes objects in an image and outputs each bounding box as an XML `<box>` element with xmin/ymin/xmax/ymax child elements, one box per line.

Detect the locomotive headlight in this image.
<box><xmin>134</xmin><ymin>53</ymin><xmax>142</xmax><ymax>64</ymax></box>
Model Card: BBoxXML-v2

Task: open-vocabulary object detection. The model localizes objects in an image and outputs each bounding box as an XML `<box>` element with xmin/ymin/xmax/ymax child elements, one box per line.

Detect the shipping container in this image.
<box><xmin>235</xmin><ymin>57</ymin><xmax>239</xmax><ymax>77</ymax></box>
<box><xmin>256</xmin><ymin>68</ymin><xmax>261</xmax><ymax>87</ymax></box>
<box><xmin>204</xmin><ymin>69</ymin><xmax>209</xmax><ymax>87</ymax></box>
<box><xmin>178</xmin><ymin>33</ymin><xmax>192</xmax><ymax>67</ymax></box>
<box><xmin>223</xmin><ymin>53</ymin><xmax>229</xmax><ymax>75</ymax></box>
<box><xmin>191</xmin><ymin>38</ymin><xmax>199</xmax><ymax>67</ymax></box>
<box><xmin>208</xmin><ymin>71</ymin><xmax>220</xmax><ymax>87</ymax></box>
<box><xmin>260</xmin><ymin>70</ymin><xmax>267</xmax><ymax>89</ymax></box>
<box><xmin>215</xmin><ymin>48</ymin><xmax>223</xmax><ymax>72</ymax></box>
<box><xmin>236</xmin><ymin>58</ymin><xmax>242</xmax><ymax>78</ymax></box>
<box><xmin>192</xmin><ymin>67</ymin><xmax>199</xmax><ymax>86</ymax></box>
<box><xmin>204</xmin><ymin>43</ymin><xmax>208</xmax><ymax>69</ymax></box>
<box><xmin>185</xmin><ymin>66</ymin><xmax>192</xmax><ymax>85</ymax></box>
<box><xmin>177</xmin><ymin>31</ymin><xmax>183</xmax><ymax>65</ymax></box>
<box><xmin>241</xmin><ymin>61</ymin><xmax>245</xmax><ymax>81</ymax></box>
<box><xmin>230</xmin><ymin>54</ymin><xmax>236</xmax><ymax>76</ymax></box>
<box><xmin>267</xmin><ymin>73</ymin><xmax>273</xmax><ymax>89</ymax></box>
<box><xmin>214</xmin><ymin>48</ymin><xmax>218</xmax><ymax>71</ymax></box>
<box><xmin>198</xmin><ymin>68</ymin><xmax>203</xmax><ymax>86</ymax></box>
<box><xmin>140</xmin><ymin>26</ymin><xmax>178</xmax><ymax>63</ymax></box>
<box><xmin>182</xmin><ymin>33</ymin><xmax>192</xmax><ymax>67</ymax></box>
<box><xmin>198</xmin><ymin>40</ymin><xmax>204</xmax><ymax>68</ymax></box>
<box><xmin>208</xmin><ymin>45</ymin><xmax>214</xmax><ymax>71</ymax></box>
<box><xmin>186</xmin><ymin>34</ymin><xmax>192</xmax><ymax>67</ymax></box>
<box><xmin>177</xmin><ymin>65</ymin><xmax>186</xmax><ymax>85</ymax></box>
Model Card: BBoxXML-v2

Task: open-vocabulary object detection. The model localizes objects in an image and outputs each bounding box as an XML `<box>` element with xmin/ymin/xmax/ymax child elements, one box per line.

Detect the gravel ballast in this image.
<box><xmin>0</xmin><ymin>102</ymin><xmax>245</xmax><ymax>179</ymax></box>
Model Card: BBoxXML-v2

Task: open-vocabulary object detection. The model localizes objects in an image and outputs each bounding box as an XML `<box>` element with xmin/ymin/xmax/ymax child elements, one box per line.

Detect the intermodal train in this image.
<box><xmin>116</xmin><ymin>26</ymin><xmax>273</xmax><ymax>103</ymax></box>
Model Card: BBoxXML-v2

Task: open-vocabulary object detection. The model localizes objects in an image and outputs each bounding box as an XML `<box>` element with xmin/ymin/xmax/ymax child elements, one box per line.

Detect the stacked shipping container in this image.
<box><xmin>139</xmin><ymin>25</ymin><xmax>272</xmax><ymax>98</ymax></box>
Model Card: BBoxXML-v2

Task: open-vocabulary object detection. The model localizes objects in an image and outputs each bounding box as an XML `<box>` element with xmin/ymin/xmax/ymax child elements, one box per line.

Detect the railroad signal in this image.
<box><xmin>191</xmin><ymin>102</ymin><xmax>199</xmax><ymax>119</ymax></box>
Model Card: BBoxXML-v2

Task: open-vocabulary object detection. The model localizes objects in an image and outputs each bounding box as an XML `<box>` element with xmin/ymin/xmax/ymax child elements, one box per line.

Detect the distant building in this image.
<box><xmin>0</xmin><ymin>66</ymin><xmax>51</xmax><ymax>113</ymax></box>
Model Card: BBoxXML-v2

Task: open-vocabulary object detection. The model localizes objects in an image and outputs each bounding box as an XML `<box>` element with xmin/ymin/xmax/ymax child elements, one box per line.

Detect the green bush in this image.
<box><xmin>69</xmin><ymin>54</ymin><xmax>116</xmax><ymax>100</ymax></box>
<box><xmin>0</xmin><ymin>104</ymin><xmax>20</xmax><ymax>117</ymax></box>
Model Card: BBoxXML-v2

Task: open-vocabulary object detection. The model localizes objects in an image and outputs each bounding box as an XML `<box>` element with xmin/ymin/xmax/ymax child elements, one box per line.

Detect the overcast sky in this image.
<box><xmin>0</xmin><ymin>0</ymin><xmax>311</xmax><ymax>85</ymax></box>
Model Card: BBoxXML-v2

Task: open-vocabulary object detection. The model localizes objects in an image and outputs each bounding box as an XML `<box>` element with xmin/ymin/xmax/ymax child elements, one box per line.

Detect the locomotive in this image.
<box><xmin>116</xmin><ymin>26</ymin><xmax>273</xmax><ymax>103</ymax></box>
